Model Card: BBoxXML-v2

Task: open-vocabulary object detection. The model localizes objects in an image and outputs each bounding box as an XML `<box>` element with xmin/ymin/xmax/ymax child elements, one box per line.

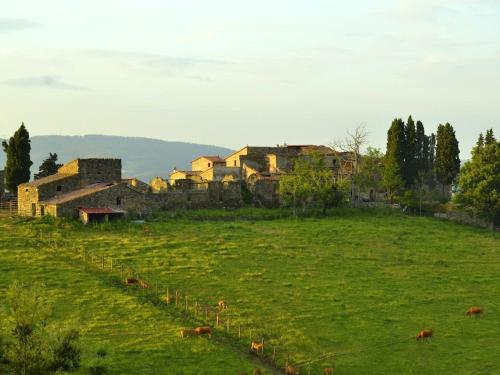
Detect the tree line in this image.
<box><xmin>279</xmin><ymin>118</ymin><xmax>498</xmax><ymax>228</ymax></box>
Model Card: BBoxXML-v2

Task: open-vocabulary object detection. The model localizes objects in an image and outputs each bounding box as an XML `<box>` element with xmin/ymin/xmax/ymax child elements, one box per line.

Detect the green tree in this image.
<box><xmin>428</xmin><ymin>133</ymin><xmax>437</xmax><ymax>189</ymax></box>
<box><xmin>279</xmin><ymin>153</ymin><xmax>344</xmax><ymax>214</ymax></box>
<box><xmin>355</xmin><ymin>147</ymin><xmax>384</xmax><ymax>199</ymax></box>
<box><xmin>4</xmin><ymin>282</ymin><xmax>81</xmax><ymax>375</ymax></box>
<box><xmin>457</xmin><ymin>129</ymin><xmax>500</xmax><ymax>229</ymax></box>
<box><xmin>6</xmin><ymin>282</ymin><xmax>51</xmax><ymax>375</ymax></box>
<box><xmin>2</xmin><ymin>124</ymin><xmax>33</xmax><ymax>195</ymax></box>
<box><xmin>415</xmin><ymin>121</ymin><xmax>429</xmax><ymax>175</ymax></box>
<box><xmin>435</xmin><ymin>123</ymin><xmax>460</xmax><ymax>195</ymax></box>
<box><xmin>34</xmin><ymin>153</ymin><xmax>62</xmax><ymax>180</ymax></box>
<box><xmin>404</xmin><ymin>116</ymin><xmax>417</xmax><ymax>187</ymax></box>
<box><xmin>383</xmin><ymin>118</ymin><xmax>405</xmax><ymax>201</ymax></box>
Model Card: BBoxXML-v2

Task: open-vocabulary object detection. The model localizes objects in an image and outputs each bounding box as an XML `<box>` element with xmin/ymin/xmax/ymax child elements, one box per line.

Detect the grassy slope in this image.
<box><xmin>0</xmin><ymin>220</ymin><xmax>268</xmax><ymax>374</ymax></box>
<box><xmin>1</xmin><ymin>210</ymin><xmax>499</xmax><ymax>374</ymax></box>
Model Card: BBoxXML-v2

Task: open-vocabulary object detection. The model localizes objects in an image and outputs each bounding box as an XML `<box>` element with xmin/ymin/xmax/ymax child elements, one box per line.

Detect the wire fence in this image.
<box><xmin>25</xmin><ymin>229</ymin><xmax>498</xmax><ymax>375</ymax></box>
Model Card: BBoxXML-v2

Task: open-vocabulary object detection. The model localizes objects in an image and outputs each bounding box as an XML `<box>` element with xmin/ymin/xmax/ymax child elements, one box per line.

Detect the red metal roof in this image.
<box><xmin>78</xmin><ymin>207</ymin><xmax>121</xmax><ymax>214</ymax></box>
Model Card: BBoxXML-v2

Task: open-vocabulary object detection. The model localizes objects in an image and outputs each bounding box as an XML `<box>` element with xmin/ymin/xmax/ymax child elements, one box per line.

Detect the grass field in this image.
<box><xmin>0</xmin><ymin>209</ymin><xmax>499</xmax><ymax>374</ymax></box>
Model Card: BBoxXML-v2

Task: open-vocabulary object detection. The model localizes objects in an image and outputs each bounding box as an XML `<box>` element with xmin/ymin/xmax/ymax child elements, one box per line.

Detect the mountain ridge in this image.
<box><xmin>0</xmin><ymin>134</ymin><xmax>234</xmax><ymax>182</ymax></box>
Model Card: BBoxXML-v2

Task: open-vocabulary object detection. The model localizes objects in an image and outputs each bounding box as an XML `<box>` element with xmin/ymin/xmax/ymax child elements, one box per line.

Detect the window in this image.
<box><xmin>116</xmin><ymin>197</ymin><xmax>122</xmax><ymax>205</ymax></box>
<box><xmin>40</xmin><ymin>206</ymin><xmax>45</xmax><ymax>216</ymax></box>
<box><xmin>208</xmin><ymin>162</ymin><xmax>211</xmax><ymax>168</ymax></box>
<box><xmin>234</xmin><ymin>160</ymin><xmax>237</xmax><ymax>166</ymax></box>
<box><xmin>56</xmin><ymin>185</ymin><xmax>62</xmax><ymax>192</ymax></box>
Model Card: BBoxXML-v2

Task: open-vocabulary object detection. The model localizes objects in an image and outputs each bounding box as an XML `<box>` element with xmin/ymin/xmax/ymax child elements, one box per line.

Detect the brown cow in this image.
<box><xmin>179</xmin><ymin>328</ymin><xmax>196</xmax><ymax>338</ymax></box>
<box><xmin>250</xmin><ymin>341</ymin><xmax>263</xmax><ymax>354</ymax></box>
<box><xmin>286</xmin><ymin>365</ymin><xmax>299</xmax><ymax>375</ymax></box>
<box><xmin>466</xmin><ymin>307</ymin><xmax>484</xmax><ymax>317</ymax></box>
<box><xmin>324</xmin><ymin>368</ymin><xmax>334</xmax><ymax>375</ymax></box>
<box><xmin>195</xmin><ymin>326</ymin><xmax>212</xmax><ymax>337</ymax></box>
<box><xmin>218</xmin><ymin>300</ymin><xmax>227</xmax><ymax>309</ymax></box>
<box><xmin>416</xmin><ymin>329</ymin><xmax>433</xmax><ymax>340</ymax></box>
<box><xmin>125</xmin><ymin>278</ymin><xmax>138</xmax><ymax>285</ymax></box>
<box><xmin>138</xmin><ymin>279</ymin><xmax>149</xmax><ymax>289</ymax></box>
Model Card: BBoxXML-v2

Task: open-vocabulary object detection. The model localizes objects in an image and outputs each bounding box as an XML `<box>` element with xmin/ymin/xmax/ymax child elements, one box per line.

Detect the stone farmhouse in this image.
<box><xmin>15</xmin><ymin>144</ymin><xmax>354</xmax><ymax>222</ymax></box>
<box><xmin>18</xmin><ymin>158</ymin><xmax>243</xmax><ymax>222</ymax></box>
<box><xmin>164</xmin><ymin>145</ymin><xmax>354</xmax><ymax>206</ymax></box>
<box><xmin>17</xmin><ymin>158</ymin><xmax>148</xmax><ymax>220</ymax></box>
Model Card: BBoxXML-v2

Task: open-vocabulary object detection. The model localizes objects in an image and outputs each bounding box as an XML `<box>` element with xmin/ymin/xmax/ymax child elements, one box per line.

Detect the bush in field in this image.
<box><xmin>88</xmin><ymin>348</ymin><xmax>108</xmax><ymax>375</ymax></box>
<box><xmin>50</xmin><ymin>328</ymin><xmax>81</xmax><ymax>372</ymax></box>
<box><xmin>4</xmin><ymin>282</ymin><xmax>81</xmax><ymax>374</ymax></box>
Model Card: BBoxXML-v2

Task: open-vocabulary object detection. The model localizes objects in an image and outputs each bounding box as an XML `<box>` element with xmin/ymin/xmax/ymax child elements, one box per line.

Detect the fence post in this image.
<box><xmin>167</xmin><ymin>287</ymin><xmax>170</xmax><ymax>304</ymax></box>
<box><xmin>175</xmin><ymin>291</ymin><xmax>179</xmax><ymax>307</ymax></box>
<box><xmin>110</xmin><ymin>258</ymin><xmax>113</xmax><ymax>272</ymax></box>
<box><xmin>216</xmin><ymin>313</ymin><xmax>219</xmax><ymax>327</ymax></box>
<box><xmin>185</xmin><ymin>296</ymin><xmax>188</xmax><ymax>311</ymax></box>
<box><xmin>101</xmin><ymin>255</ymin><xmax>104</xmax><ymax>269</ymax></box>
<box><xmin>238</xmin><ymin>324</ymin><xmax>241</xmax><ymax>338</ymax></box>
<box><xmin>273</xmin><ymin>346</ymin><xmax>276</xmax><ymax>361</ymax></box>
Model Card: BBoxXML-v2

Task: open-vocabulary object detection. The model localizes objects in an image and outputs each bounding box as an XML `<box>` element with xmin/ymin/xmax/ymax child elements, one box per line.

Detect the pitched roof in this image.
<box><xmin>170</xmin><ymin>170</ymin><xmax>202</xmax><ymax>176</ymax></box>
<box><xmin>192</xmin><ymin>156</ymin><xmax>225</xmax><ymax>163</ymax></box>
<box><xmin>22</xmin><ymin>173</ymin><xmax>76</xmax><ymax>188</ymax></box>
<box><xmin>78</xmin><ymin>207</ymin><xmax>124</xmax><ymax>214</ymax></box>
<box><xmin>40</xmin><ymin>182</ymin><xmax>118</xmax><ymax>205</ymax></box>
<box><xmin>287</xmin><ymin>145</ymin><xmax>335</xmax><ymax>155</ymax></box>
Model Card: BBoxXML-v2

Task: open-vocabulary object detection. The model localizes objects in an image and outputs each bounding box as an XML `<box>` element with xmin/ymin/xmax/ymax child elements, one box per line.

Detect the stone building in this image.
<box><xmin>150</xmin><ymin>176</ymin><xmax>169</xmax><ymax>193</ymax></box>
<box><xmin>18</xmin><ymin>157</ymin><xmax>245</xmax><ymax>221</ymax></box>
<box><xmin>17</xmin><ymin>158</ymin><xmax>150</xmax><ymax>219</ymax></box>
<box><xmin>166</xmin><ymin>144</ymin><xmax>355</xmax><ymax>207</ymax></box>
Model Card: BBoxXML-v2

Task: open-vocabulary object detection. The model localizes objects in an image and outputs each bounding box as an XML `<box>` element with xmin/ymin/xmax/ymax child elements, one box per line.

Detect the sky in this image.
<box><xmin>1</xmin><ymin>0</ymin><xmax>499</xmax><ymax>158</ymax></box>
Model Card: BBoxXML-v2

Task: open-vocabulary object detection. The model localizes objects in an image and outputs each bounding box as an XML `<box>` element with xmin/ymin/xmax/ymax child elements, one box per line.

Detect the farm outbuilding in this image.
<box><xmin>78</xmin><ymin>207</ymin><xmax>125</xmax><ymax>224</ymax></box>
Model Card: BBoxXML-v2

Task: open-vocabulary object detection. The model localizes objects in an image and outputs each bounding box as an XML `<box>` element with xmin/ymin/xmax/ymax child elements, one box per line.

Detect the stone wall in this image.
<box><xmin>152</xmin><ymin>181</ymin><xmax>242</xmax><ymax>210</ymax></box>
<box><xmin>58</xmin><ymin>158</ymin><xmax>121</xmax><ymax>185</ymax></box>
<box><xmin>48</xmin><ymin>183</ymin><xmax>152</xmax><ymax>218</ymax></box>
<box><xmin>78</xmin><ymin>159</ymin><xmax>122</xmax><ymax>185</ymax></box>
<box><xmin>18</xmin><ymin>175</ymin><xmax>82</xmax><ymax>216</ymax></box>
<box><xmin>18</xmin><ymin>185</ymin><xmax>38</xmax><ymax>216</ymax></box>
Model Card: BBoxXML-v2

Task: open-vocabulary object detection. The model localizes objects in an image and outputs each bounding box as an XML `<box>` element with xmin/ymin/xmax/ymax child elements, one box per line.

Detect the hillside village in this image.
<box><xmin>3</xmin><ymin>144</ymin><xmax>355</xmax><ymax>223</ymax></box>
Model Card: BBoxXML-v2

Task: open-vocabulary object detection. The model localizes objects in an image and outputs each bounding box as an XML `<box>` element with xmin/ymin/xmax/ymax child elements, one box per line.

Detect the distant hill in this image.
<box><xmin>0</xmin><ymin>135</ymin><xmax>234</xmax><ymax>182</ymax></box>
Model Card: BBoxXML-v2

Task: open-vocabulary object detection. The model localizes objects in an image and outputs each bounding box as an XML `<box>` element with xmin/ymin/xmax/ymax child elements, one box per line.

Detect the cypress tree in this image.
<box><xmin>404</xmin><ymin>116</ymin><xmax>417</xmax><ymax>187</ymax></box>
<box><xmin>383</xmin><ymin>118</ymin><xmax>405</xmax><ymax>201</ymax></box>
<box><xmin>485</xmin><ymin>128</ymin><xmax>495</xmax><ymax>145</ymax></box>
<box><xmin>415</xmin><ymin>120</ymin><xmax>430</xmax><ymax>175</ymax></box>
<box><xmin>2</xmin><ymin>123</ymin><xmax>33</xmax><ymax>195</ymax></box>
<box><xmin>476</xmin><ymin>133</ymin><xmax>485</xmax><ymax>149</ymax></box>
<box><xmin>435</xmin><ymin>123</ymin><xmax>460</xmax><ymax>195</ymax></box>
<box><xmin>428</xmin><ymin>133</ymin><xmax>436</xmax><ymax>189</ymax></box>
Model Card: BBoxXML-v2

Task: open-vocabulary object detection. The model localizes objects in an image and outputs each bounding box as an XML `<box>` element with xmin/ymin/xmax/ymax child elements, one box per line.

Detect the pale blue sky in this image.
<box><xmin>1</xmin><ymin>0</ymin><xmax>499</xmax><ymax>157</ymax></box>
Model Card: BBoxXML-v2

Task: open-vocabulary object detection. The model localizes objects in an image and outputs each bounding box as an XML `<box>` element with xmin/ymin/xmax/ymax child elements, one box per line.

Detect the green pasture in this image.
<box><xmin>0</xmin><ymin>209</ymin><xmax>498</xmax><ymax>374</ymax></box>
